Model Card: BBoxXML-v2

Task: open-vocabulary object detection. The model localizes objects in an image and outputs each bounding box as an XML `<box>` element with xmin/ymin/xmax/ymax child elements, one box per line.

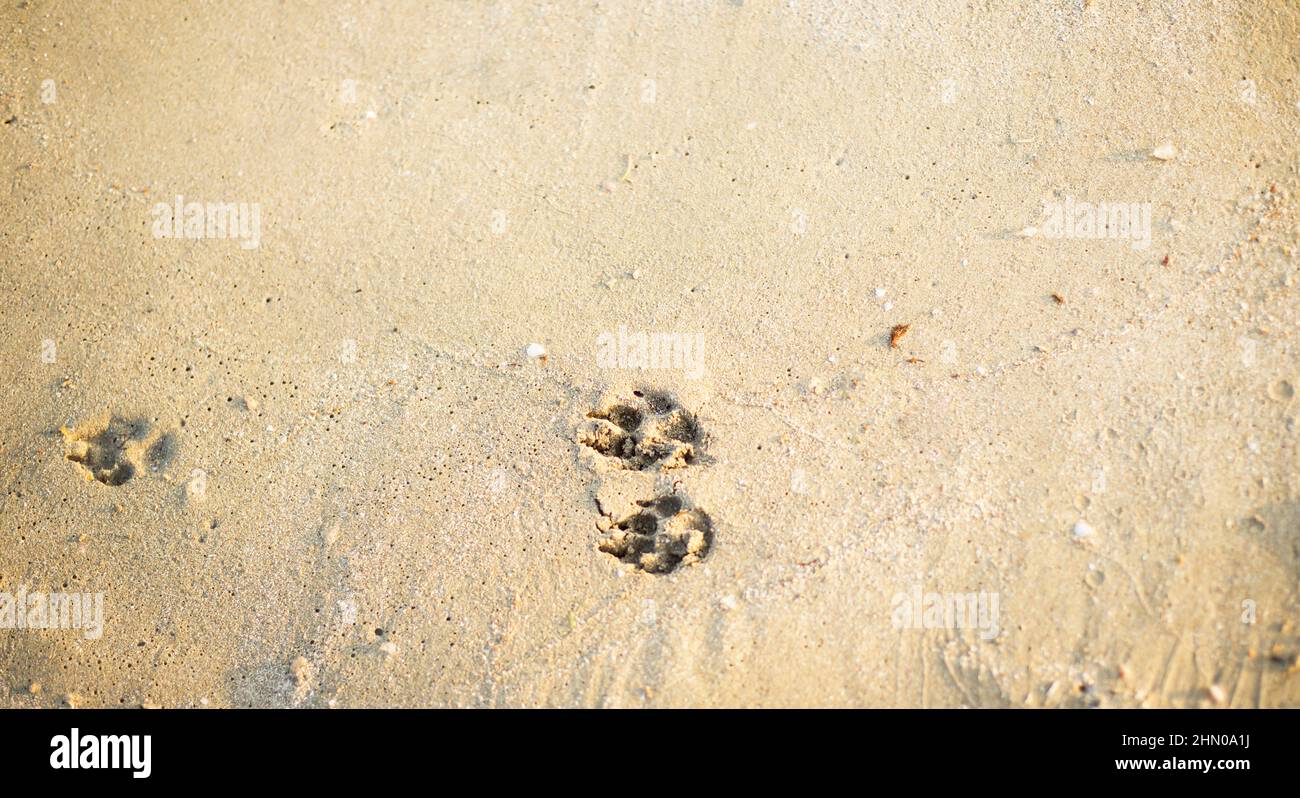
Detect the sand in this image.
<box><xmin>1</xmin><ymin>0</ymin><xmax>1297</xmax><ymax>707</ymax></box>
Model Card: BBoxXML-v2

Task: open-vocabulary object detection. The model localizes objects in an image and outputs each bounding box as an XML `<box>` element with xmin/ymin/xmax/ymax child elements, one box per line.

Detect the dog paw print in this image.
<box><xmin>579</xmin><ymin>390</ymin><xmax>702</xmax><ymax>471</ymax></box>
<box><xmin>598</xmin><ymin>493</ymin><xmax>713</xmax><ymax>574</ymax></box>
<box><xmin>62</xmin><ymin>413</ymin><xmax>175</xmax><ymax>486</ymax></box>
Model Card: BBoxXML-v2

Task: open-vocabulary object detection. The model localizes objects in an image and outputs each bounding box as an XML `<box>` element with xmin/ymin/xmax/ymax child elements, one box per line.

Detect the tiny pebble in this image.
<box><xmin>1072</xmin><ymin>520</ymin><xmax>1095</xmax><ymax>540</ymax></box>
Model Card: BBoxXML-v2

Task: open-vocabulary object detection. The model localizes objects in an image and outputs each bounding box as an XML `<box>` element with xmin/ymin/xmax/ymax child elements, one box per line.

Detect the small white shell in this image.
<box><xmin>1151</xmin><ymin>143</ymin><xmax>1177</xmax><ymax>161</ymax></box>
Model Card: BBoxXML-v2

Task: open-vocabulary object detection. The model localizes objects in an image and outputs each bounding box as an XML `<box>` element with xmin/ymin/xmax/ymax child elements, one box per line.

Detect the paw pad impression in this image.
<box><xmin>598</xmin><ymin>493</ymin><xmax>713</xmax><ymax>574</ymax></box>
<box><xmin>62</xmin><ymin>413</ymin><xmax>173</xmax><ymax>486</ymax></box>
<box><xmin>579</xmin><ymin>390</ymin><xmax>701</xmax><ymax>471</ymax></box>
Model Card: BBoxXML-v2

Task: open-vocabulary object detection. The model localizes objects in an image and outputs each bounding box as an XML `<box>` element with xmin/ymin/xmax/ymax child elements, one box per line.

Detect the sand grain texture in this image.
<box><xmin>1</xmin><ymin>0</ymin><xmax>1297</xmax><ymax>707</ymax></box>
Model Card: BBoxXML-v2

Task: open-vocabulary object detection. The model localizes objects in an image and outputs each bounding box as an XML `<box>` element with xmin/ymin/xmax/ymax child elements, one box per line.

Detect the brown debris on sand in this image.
<box><xmin>889</xmin><ymin>323</ymin><xmax>911</xmax><ymax>348</ymax></box>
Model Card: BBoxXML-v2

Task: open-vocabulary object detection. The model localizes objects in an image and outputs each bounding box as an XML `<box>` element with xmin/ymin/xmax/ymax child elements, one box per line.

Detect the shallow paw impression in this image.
<box><xmin>579</xmin><ymin>390</ymin><xmax>702</xmax><ymax>471</ymax></box>
<box><xmin>62</xmin><ymin>413</ymin><xmax>174</xmax><ymax>486</ymax></box>
<box><xmin>598</xmin><ymin>493</ymin><xmax>713</xmax><ymax>574</ymax></box>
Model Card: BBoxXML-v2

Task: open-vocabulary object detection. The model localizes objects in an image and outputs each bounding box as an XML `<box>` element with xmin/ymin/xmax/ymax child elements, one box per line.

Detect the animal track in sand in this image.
<box><xmin>579</xmin><ymin>390</ymin><xmax>702</xmax><ymax>471</ymax></box>
<box><xmin>62</xmin><ymin>413</ymin><xmax>175</xmax><ymax>486</ymax></box>
<box><xmin>599</xmin><ymin>493</ymin><xmax>713</xmax><ymax>574</ymax></box>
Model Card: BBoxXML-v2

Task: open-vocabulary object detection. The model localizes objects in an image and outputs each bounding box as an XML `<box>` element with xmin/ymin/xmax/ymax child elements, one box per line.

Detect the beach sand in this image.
<box><xmin>1</xmin><ymin>0</ymin><xmax>1297</xmax><ymax>707</ymax></box>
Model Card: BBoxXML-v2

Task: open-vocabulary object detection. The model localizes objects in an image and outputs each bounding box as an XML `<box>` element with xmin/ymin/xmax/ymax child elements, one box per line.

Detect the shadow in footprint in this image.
<box><xmin>62</xmin><ymin>413</ymin><xmax>174</xmax><ymax>487</ymax></box>
<box><xmin>599</xmin><ymin>492</ymin><xmax>713</xmax><ymax>574</ymax></box>
<box><xmin>580</xmin><ymin>389</ymin><xmax>703</xmax><ymax>471</ymax></box>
